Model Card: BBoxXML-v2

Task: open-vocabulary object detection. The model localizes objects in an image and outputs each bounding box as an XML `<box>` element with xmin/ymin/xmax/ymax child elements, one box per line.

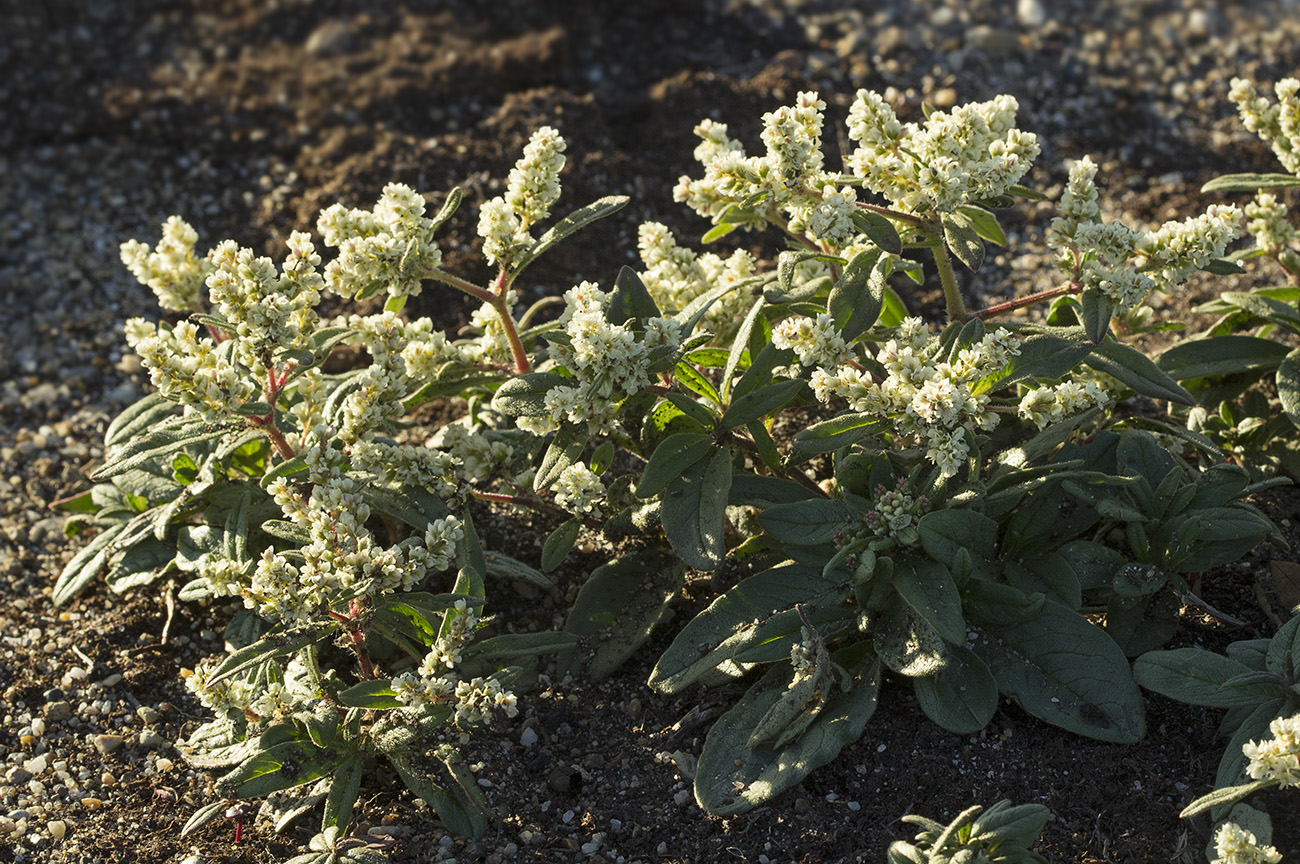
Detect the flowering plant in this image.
<box><xmin>56</xmin><ymin>84</ymin><xmax>1289</xmax><ymax>845</ymax></box>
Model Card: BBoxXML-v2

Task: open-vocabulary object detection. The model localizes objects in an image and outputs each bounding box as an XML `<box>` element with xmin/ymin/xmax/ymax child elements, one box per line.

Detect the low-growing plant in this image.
<box><xmin>887</xmin><ymin>800</ymin><xmax>1051</xmax><ymax>864</ymax></box>
<box><xmin>54</xmin><ymin>81</ymin><xmax>1292</xmax><ymax>851</ymax></box>
<box><xmin>1158</xmin><ymin>77</ymin><xmax>1300</xmax><ymax>478</ymax></box>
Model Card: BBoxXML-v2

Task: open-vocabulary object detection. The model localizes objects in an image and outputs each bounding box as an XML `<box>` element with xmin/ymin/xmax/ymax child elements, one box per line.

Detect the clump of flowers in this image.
<box><xmin>1211</xmin><ymin>822</ymin><xmax>1283</xmax><ymax>864</ymax></box>
<box><xmin>1243</xmin><ymin>713</ymin><xmax>1300</xmax><ymax>787</ymax></box>
<box><xmin>846</xmin><ymin>90</ymin><xmax>1040</xmax><ymax>215</ymax></box>
<box><xmin>1050</xmin><ymin>156</ymin><xmax>1242</xmax><ymax>311</ymax></box>
<box><xmin>317</xmin><ymin>182</ymin><xmax>444</xmax><ymax>300</ymax></box>
<box><xmin>811</xmin><ymin>318</ymin><xmax>1021</xmax><ymax>477</ymax></box>
<box><xmin>479</xmin><ymin>126</ymin><xmax>566</xmax><ymax>269</ymax></box>
<box><xmin>1230</xmin><ymin>76</ymin><xmax>1300</xmax><ymax>176</ymax></box>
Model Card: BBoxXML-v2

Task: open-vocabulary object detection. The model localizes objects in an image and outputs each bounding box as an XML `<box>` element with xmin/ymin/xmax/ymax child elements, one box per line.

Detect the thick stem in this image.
<box><xmin>974</xmin><ymin>282</ymin><xmax>1081</xmax><ymax>320</ymax></box>
<box><xmin>426</xmin><ymin>268</ymin><xmax>497</xmax><ymax>305</ymax></box>
<box><xmin>932</xmin><ymin>242</ymin><xmax>967</xmax><ymax>322</ymax></box>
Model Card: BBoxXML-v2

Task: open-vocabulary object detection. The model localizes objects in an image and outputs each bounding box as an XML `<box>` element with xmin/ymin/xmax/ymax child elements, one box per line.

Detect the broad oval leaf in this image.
<box><xmin>971</xmin><ymin>601</ymin><xmax>1144</xmax><ymax>743</ymax></box>
<box><xmin>759</xmin><ymin>498</ymin><xmax>863</xmax><ymax>546</ymax></box>
<box><xmin>637</xmin><ymin>432</ymin><xmax>714</xmax><ymax>499</ymax></box>
<box><xmin>912</xmin><ymin>645</ymin><xmax>998</xmax><ymax>734</ymax></box>
<box><xmin>1157</xmin><ymin>335</ymin><xmax>1290</xmax><ymax>381</ymax></box>
<box><xmin>693</xmin><ymin>658</ymin><xmax>880</xmax><ymax>815</ymax></box>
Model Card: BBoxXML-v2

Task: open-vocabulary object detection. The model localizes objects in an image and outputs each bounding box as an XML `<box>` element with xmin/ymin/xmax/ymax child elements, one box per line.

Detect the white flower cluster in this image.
<box><xmin>673</xmin><ymin>92</ymin><xmax>865</xmax><ymax>246</ymax></box>
<box><xmin>1050</xmin><ymin>157</ymin><xmax>1241</xmax><ymax>311</ymax></box>
<box><xmin>1211</xmin><ymin>822</ymin><xmax>1283</xmax><ymax>864</ymax></box>
<box><xmin>120</xmin><ymin>216</ymin><xmax>212</xmax><ymax>312</ymax></box>
<box><xmin>846</xmin><ymin>90</ymin><xmax>1039</xmax><ymax>215</ymax></box>
<box><xmin>435</xmin><ymin>422</ymin><xmax>513</xmax><ymax>483</ymax></box>
<box><xmin>401</xmin><ymin>316</ymin><xmax>481</xmax><ymax>376</ymax></box>
<box><xmin>520</xmin><ymin>282</ymin><xmax>679</xmax><ymax>436</ymax></box>
<box><xmin>636</xmin><ymin>221</ymin><xmax>756</xmax><ymax>324</ymax></box>
<box><xmin>1243</xmin><ymin>713</ymin><xmax>1300</xmax><ymax>787</ymax></box>
<box><xmin>253</xmin><ymin>428</ymin><xmax>464</xmax><ymax>619</ymax></box>
<box><xmin>185</xmin><ymin>659</ymin><xmax>255</xmax><ymax>715</ymax></box>
<box><xmin>771</xmin><ymin>313</ymin><xmax>853</xmax><ymax>368</ymax></box>
<box><xmin>811</xmin><ymin>319</ymin><xmax>1021</xmax><ymax>477</ymax></box>
<box><xmin>554</xmin><ymin>462</ymin><xmax>606</xmax><ymax>516</ymax></box>
<box><xmin>478</xmin><ymin>126</ymin><xmax>567</xmax><ymax>268</ymax></box>
<box><xmin>205</xmin><ymin>232</ymin><xmax>323</xmax><ymax>376</ymax></box>
<box><xmin>1017</xmin><ymin>380</ymin><xmax>1111</xmax><ymax>430</ymax></box>
<box><xmin>391</xmin><ymin>601</ymin><xmax>519</xmax><ymax>725</ymax></box>
<box><xmin>317</xmin><ymin>183</ymin><xmax>443</xmax><ymax>299</ymax></box>
<box><xmin>1245</xmin><ymin>192</ymin><xmax>1296</xmax><ymax>254</ymax></box>
<box><xmin>124</xmin><ymin>318</ymin><xmax>257</xmax><ymax>420</ymax></box>
<box><xmin>1230</xmin><ymin>77</ymin><xmax>1300</xmax><ymax>176</ymax></box>
<box><xmin>338</xmin><ymin>311</ymin><xmax>419</xmax><ymax>442</ymax></box>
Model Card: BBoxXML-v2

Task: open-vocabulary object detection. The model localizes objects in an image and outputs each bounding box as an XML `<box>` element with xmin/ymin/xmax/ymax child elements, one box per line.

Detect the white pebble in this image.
<box><xmin>48</xmin><ymin>820</ymin><xmax>66</xmax><ymax>841</ymax></box>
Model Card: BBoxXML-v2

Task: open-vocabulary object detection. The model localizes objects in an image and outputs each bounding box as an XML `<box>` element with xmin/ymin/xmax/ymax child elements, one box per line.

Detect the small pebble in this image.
<box><xmin>48</xmin><ymin>819</ymin><xmax>66</xmax><ymax>841</ymax></box>
<box><xmin>93</xmin><ymin>734</ymin><xmax>124</xmax><ymax>755</ymax></box>
<box><xmin>137</xmin><ymin>706</ymin><xmax>160</xmax><ymax>724</ymax></box>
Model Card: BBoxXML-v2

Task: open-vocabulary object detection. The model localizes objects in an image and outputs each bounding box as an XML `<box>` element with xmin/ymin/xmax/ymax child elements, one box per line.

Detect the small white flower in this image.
<box><xmin>1211</xmin><ymin>822</ymin><xmax>1283</xmax><ymax>864</ymax></box>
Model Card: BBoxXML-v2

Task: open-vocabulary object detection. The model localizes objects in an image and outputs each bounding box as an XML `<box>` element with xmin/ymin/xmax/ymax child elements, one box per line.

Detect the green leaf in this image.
<box><xmin>912</xmin><ymin>645</ymin><xmax>998</xmax><ymax>734</ymax></box>
<box><xmin>649</xmin><ymin>562</ymin><xmax>842</xmax><ymax>694</ymax></box>
<box><xmin>534</xmin><ymin>421</ymin><xmax>587</xmax><ymax>491</ymax></box>
<box><xmin>322</xmin><ymin>757</ymin><xmax>363</xmax><ymax>833</ymax></box>
<box><xmin>663</xmin><ymin>392</ymin><xmax>717</xmax><ymax>429</ymax></box>
<box><xmin>1201</xmin><ymin>173</ymin><xmax>1300</xmax><ymax>193</ymax></box>
<box><xmin>53</xmin><ymin>522</ymin><xmax>128</xmax><ymax>606</ymax></box>
<box><xmin>1279</xmin><ymin>347</ymin><xmax>1300</xmax><ymax>425</ymax></box>
<box><xmin>483</xmin><ymin>550</ymin><xmax>553</xmax><ymax>590</ymax></box>
<box><xmin>942</xmin><ymin>210</ymin><xmax>985</xmax><ymax>271</ymax></box>
<box><xmin>987</xmin><ymin>329</ymin><xmax>1094</xmax><ymax>391</ymax></box>
<box><xmin>1079</xmin><ymin>288</ymin><xmax>1113</xmax><ymax>344</ymax></box>
<box><xmin>104</xmin><ymin>392</ymin><xmax>177</xmax><ymax>447</ymax></box>
<box><xmin>1157</xmin><ymin>335</ymin><xmax>1290</xmax><ymax>380</ymax></box>
<box><xmin>660</xmin><ymin>443</ymin><xmax>732</xmax><ymax>570</ymax></box>
<box><xmin>606</xmin><ymin>266</ymin><xmax>662</xmax><ymax>325</ymax></box>
<box><xmin>792</xmin><ymin>412</ymin><xmax>879</xmax><ymax>453</ymax></box>
<box><xmin>917</xmin><ymin>509</ymin><xmax>997</xmax><ymax>567</ymax></box>
<box><xmin>674</xmin><ymin>360</ymin><xmax>722</xmax><ymax>405</ymax></box>
<box><xmin>95</xmin><ymin>420</ymin><xmax>243</xmax><ymax>480</ymax></box>
<box><xmin>336</xmin><ymin>679</ymin><xmax>403</xmax><ymax>709</ymax></box>
<box><xmin>208</xmin><ymin>626</ymin><xmax>329</xmax><ymax>687</ymax></box>
<box><xmin>1202</xmin><ymin>258</ymin><xmax>1246</xmax><ymax>275</ymax></box>
<box><xmin>469</xmin><ymin>631</ymin><xmax>579</xmax><ymax>660</ymax></box>
<box><xmin>893</xmin><ymin>558</ymin><xmax>966</xmax><ymax>645</ymax></box>
<box><xmin>181</xmin><ymin>799</ymin><xmax>229</xmax><ymax>837</ymax></box>
<box><xmin>541</xmin><ymin>518</ymin><xmax>581</xmax><ymax>573</ymax></box>
<box><xmin>971</xmin><ymin>601</ymin><xmax>1145</xmax><ymax>743</ymax></box>
<box><xmin>221</xmin><ymin>739</ymin><xmax>341</xmax><ymax>799</ymax></box>
<box><xmin>105</xmin><ymin>537</ymin><xmax>176</xmax><ymax>592</ymax></box>
<box><xmin>850</xmin><ymin>208</ymin><xmax>903</xmax><ymax>254</ymax></box>
<box><xmin>723</xmin><ymin>298</ymin><xmax>767</xmax><ymax>401</ymax></box>
<box><xmin>636</xmin><ymin>432</ymin><xmax>714</xmax><ymax>499</ymax></box>
<box><xmin>727</xmin><ymin>473</ymin><xmax>820</xmax><ymax>509</ymax></box>
<box><xmin>491</xmin><ymin>372</ymin><xmax>570</xmax><ymax>419</ymax></box>
<box><xmin>512</xmin><ymin>195</ymin><xmax>629</xmax><ymax>274</ymax></box>
<box><xmin>558</xmin><ymin>551</ymin><xmax>687</xmax><ymax>681</ymax></box>
<box><xmin>759</xmin><ymin>498</ymin><xmax>863</xmax><ymax>546</ymax></box>
<box><xmin>693</xmin><ymin>658</ymin><xmax>880</xmax><ymax>815</ymax></box>
<box><xmin>828</xmin><ymin>248</ymin><xmax>885</xmax><ymax>339</ymax></box>
<box><xmin>1086</xmin><ymin>337</ymin><xmax>1194</xmax><ymax>405</ymax></box>
<box><xmin>702</xmin><ymin>222</ymin><xmax>739</xmax><ymax>243</ymax></box>
<box><xmin>388</xmin><ymin>749</ymin><xmax>488</xmax><ymax>838</ymax></box>
<box><xmin>1179</xmin><ymin>779</ymin><xmax>1274</xmax><ymax>819</ymax></box>
<box><xmin>955</xmin><ymin>204</ymin><xmax>1007</xmax><ymax>246</ymax></box>
<box><xmin>1009</xmin><ymin>183</ymin><xmax>1049</xmax><ymax>201</ymax></box>
<box><xmin>720</xmin><ymin>378</ymin><xmax>804</xmax><ymax>430</ymax></box>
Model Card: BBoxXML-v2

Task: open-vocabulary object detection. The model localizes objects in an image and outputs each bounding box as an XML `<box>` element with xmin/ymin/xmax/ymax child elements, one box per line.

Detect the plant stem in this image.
<box><xmin>857</xmin><ymin>202</ymin><xmax>925</xmax><ymax>227</ymax></box>
<box><xmin>974</xmin><ymin>282</ymin><xmax>1081</xmax><ymax>320</ymax></box>
<box><xmin>427</xmin><ymin>267</ymin><xmax>531</xmax><ymax>372</ymax></box>
<box><xmin>932</xmin><ymin>242</ymin><xmax>967</xmax><ymax>322</ymax></box>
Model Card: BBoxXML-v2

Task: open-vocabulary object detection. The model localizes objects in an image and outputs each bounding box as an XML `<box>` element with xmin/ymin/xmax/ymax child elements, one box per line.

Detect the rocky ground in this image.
<box><xmin>3</xmin><ymin>1</ymin><xmax>1300</xmax><ymax>862</ymax></box>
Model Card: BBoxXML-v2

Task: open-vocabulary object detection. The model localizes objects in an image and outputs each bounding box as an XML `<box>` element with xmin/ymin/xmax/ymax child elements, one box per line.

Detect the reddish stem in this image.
<box><xmin>974</xmin><ymin>282</ymin><xmax>1081</xmax><ymax>320</ymax></box>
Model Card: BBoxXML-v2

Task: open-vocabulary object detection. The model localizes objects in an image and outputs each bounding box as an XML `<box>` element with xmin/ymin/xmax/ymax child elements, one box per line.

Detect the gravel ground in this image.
<box><xmin>3</xmin><ymin>2</ymin><xmax>1300</xmax><ymax>862</ymax></box>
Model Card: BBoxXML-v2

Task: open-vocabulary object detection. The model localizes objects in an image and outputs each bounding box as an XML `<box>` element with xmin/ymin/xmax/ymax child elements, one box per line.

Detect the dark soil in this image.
<box><xmin>4</xmin><ymin>2</ymin><xmax>1300</xmax><ymax>863</ymax></box>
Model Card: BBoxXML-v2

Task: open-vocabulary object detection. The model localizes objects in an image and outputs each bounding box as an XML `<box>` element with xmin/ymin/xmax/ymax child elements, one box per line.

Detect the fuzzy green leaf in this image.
<box><xmin>1087</xmin><ymin>337</ymin><xmax>1194</xmax><ymax>404</ymax></box>
<box><xmin>660</xmin><ymin>443</ymin><xmax>732</xmax><ymax>570</ymax></box>
<box><xmin>1157</xmin><ymin>335</ymin><xmax>1290</xmax><ymax>380</ymax></box>
<box><xmin>558</xmin><ymin>552</ymin><xmax>687</xmax><ymax>681</ymax></box>
<box><xmin>636</xmin><ymin>432</ymin><xmax>714</xmax><ymax>499</ymax></box>
<box><xmin>693</xmin><ymin>658</ymin><xmax>880</xmax><ymax>815</ymax></box>
<box><xmin>541</xmin><ymin>518</ymin><xmax>581</xmax><ymax>573</ymax></box>
<box><xmin>972</xmin><ymin>601</ymin><xmax>1145</xmax><ymax>743</ymax></box>
<box><xmin>1279</xmin><ymin>347</ymin><xmax>1300</xmax><ymax>425</ymax></box>
<box><xmin>1201</xmin><ymin>172</ymin><xmax>1300</xmax><ymax>193</ymax></box>
<box><xmin>759</xmin><ymin>498</ymin><xmax>863</xmax><ymax>546</ymax></box>
<box><xmin>53</xmin><ymin>522</ymin><xmax>129</xmax><ymax>606</ymax></box>
<box><xmin>513</xmin><ymin>195</ymin><xmax>628</xmax><ymax>273</ymax></box>
<box><xmin>912</xmin><ymin>645</ymin><xmax>998</xmax><ymax>734</ymax></box>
